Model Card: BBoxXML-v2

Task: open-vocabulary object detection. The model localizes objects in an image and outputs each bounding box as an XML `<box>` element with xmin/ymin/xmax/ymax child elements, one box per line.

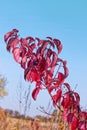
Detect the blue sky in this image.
<box><xmin>0</xmin><ymin>0</ymin><xmax>87</xmax><ymax>117</ymax></box>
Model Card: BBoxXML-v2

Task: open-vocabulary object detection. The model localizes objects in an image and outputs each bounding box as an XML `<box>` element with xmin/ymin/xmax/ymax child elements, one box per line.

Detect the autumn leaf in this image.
<box><xmin>52</xmin><ymin>89</ymin><xmax>62</xmax><ymax>106</ymax></box>
<box><xmin>32</xmin><ymin>87</ymin><xmax>41</xmax><ymax>100</ymax></box>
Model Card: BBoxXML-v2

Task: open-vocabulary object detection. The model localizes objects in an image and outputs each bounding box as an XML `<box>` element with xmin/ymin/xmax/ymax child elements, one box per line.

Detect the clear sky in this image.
<box><xmin>0</xmin><ymin>0</ymin><xmax>87</xmax><ymax>117</ymax></box>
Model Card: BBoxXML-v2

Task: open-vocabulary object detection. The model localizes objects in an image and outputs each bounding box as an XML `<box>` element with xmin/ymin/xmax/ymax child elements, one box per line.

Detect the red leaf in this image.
<box><xmin>61</xmin><ymin>94</ymin><xmax>70</xmax><ymax>109</ymax></box>
<box><xmin>35</xmin><ymin>37</ymin><xmax>44</xmax><ymax>46</ymax></box>
<box><xmin>21</xmin><ymin>55</ymin><xmax>27</xmax><ymax>69</ymax></box>
<box><xmin>51</xmin><ymin>52</ymin><xmax>58</xmax><ymax>67</ymax></box>
<box><xmin>67</xmin><ymin>113</ymin><xmax>74</xmax><ymax>123</ymax></box>
<box><xmin>26</xmin><ymin>36</ymin><xmax>35</xmax><ymax>43</ymax></box>
<box><xmin>12</xmin><ymin>48</ymin><xmax>21</xmax><ymax>63</ymax></box>
<box><xmin>52</xmin><ymin>89</ymin><xmax>62</xmax><ymax>106</ymax></box>
<box><xmin>63</xmin><ymin>83</ymin><xmax>70</xmax><ymax>91</ymax></box>
<box><xmin>63</xmin><ymin>60</ymin><xmax>69</xmax><ymax>77</ymax></box>
<box><xmin>81</xmin><ymin>111</ymin><xmax>87</xmax><ymax>120</ymax></box>
<box><xmin>71</xmin><ymin>116</ymin><xmax>78</xmax><ymax>130</ymax></box>
<box><xmin>38</xmin><ymin>58</ymin><xmax>46</xmax><ymax>72</ymax></box>
<box><xmin>46</xmin><ymin>56</ymin><xmax>51</xmax><ymax>67</ymax></box>
<box><xmin>46</xmin><ymin>36</ymin><xmax>52</xmax><ymax>40</ymax></box>
<box><xmin>62</xmin><ymin>109</ymin><xmax>68</xmax><ymax>122</ymax></box>
<box><xmin>53</xmin><ymin>39</ymin><xmax>63</xmax><ymax>54</ymax></box>
<box><xmin>30</xmin><ymin>43</ymin><xmax>36</xmax><ymax>51</ymax></box>
<box><xmin>74</xmin><ymin>92</ymin><xmax>80</xmax><ymax>105</ymax></box>
<box><xmin>6</xmin><ymin>38</ymin><xmax>19</xmax><ymax>51</ymax></box>
<box><xmin>40</xmin><ymin>41</ymin><xmax>49</xmax><ymax>55</ymax></box>
<box><xmin>20</xmin><ymin>38</ymin><xmax>28</xmax><ymax>47</ymax></box>
<box><xmin>40</xmin><ymin>40</ymin><xmax>54</xmax><ymax>55</ymax></box>
<box><xmin>25</xmin><ymin>69</ymin><xmax>40</xmax><ymax>82</ymax></box>
<box><xmin>32</xmin><ymin>87</ymin><xmax>41</xmax><ymax>100</ymax></box>
<box><xmin>58</xmin><ymin>72</ymin><xmax>65</xmax><ymax>81</ymax></box>
<box><xmin>56</xmin><ymin>72</ymin><xmax>65</xmax><ymax>86</ymax></box>
<box><xmin>78</xmin><ymin>121</ymin><xmax>85</xmax><ymax>130</ymax></box>
<box><xmin>4</xmin><ymin>29</ymin><xmax>18</xmax><ymax>42</ymax></box>
<box><xmin>48</xmin><ymin>72</ymin><xmax>65</xmax><ymax>93</ymax></box>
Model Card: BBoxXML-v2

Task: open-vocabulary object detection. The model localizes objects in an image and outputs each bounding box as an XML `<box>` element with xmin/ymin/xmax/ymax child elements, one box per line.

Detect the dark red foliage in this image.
<box><xmin>67</xmin><ymin>113</ymin><xmax>74</xmax><ymax>123</ymax></box>
<box><xmin>4</xmin><ymin>29</ymin><xmax>66</xmax><ymax>95</ymax></box>
<box><xmin>4</xmin><ymin>29</ymin><xmax>87</xmax><ymax>130</ymax></box>
<box><xmin>32</xmin><ymin>86</ymin><xmax>42</xmax><ymax>100</ymax></box>
<box><xmin>52</xmin><ymin>89</ymin><xmax>62</xmax><ymax>106</ymax></box>
<box><xmin>71</xmin><ymin>116</ymin><xmax>78</xmax><ymax>130</ymax></box>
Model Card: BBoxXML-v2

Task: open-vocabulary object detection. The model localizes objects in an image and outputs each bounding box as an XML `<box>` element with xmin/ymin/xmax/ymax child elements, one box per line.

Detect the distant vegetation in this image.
<box><xmin>0</xmin><ymin>107</ymin><xmax>67</xmax><ymax>130</ymax></box>
<box><xmin>0</xmin><ymin>75</ymin><xmax>7</xmax><ymax>97</ymax></box>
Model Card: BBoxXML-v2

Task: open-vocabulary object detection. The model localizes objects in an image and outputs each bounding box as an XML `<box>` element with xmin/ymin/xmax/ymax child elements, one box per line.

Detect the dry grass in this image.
<box><xmin>0</xmin><ymin>108</ymin><xmax>69</xmax><ymax>130</ymax></box>
<box><xmin>0</xmin><ymin>116</ymin><xmax>42</xmax><ymax>130</ymax></box>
